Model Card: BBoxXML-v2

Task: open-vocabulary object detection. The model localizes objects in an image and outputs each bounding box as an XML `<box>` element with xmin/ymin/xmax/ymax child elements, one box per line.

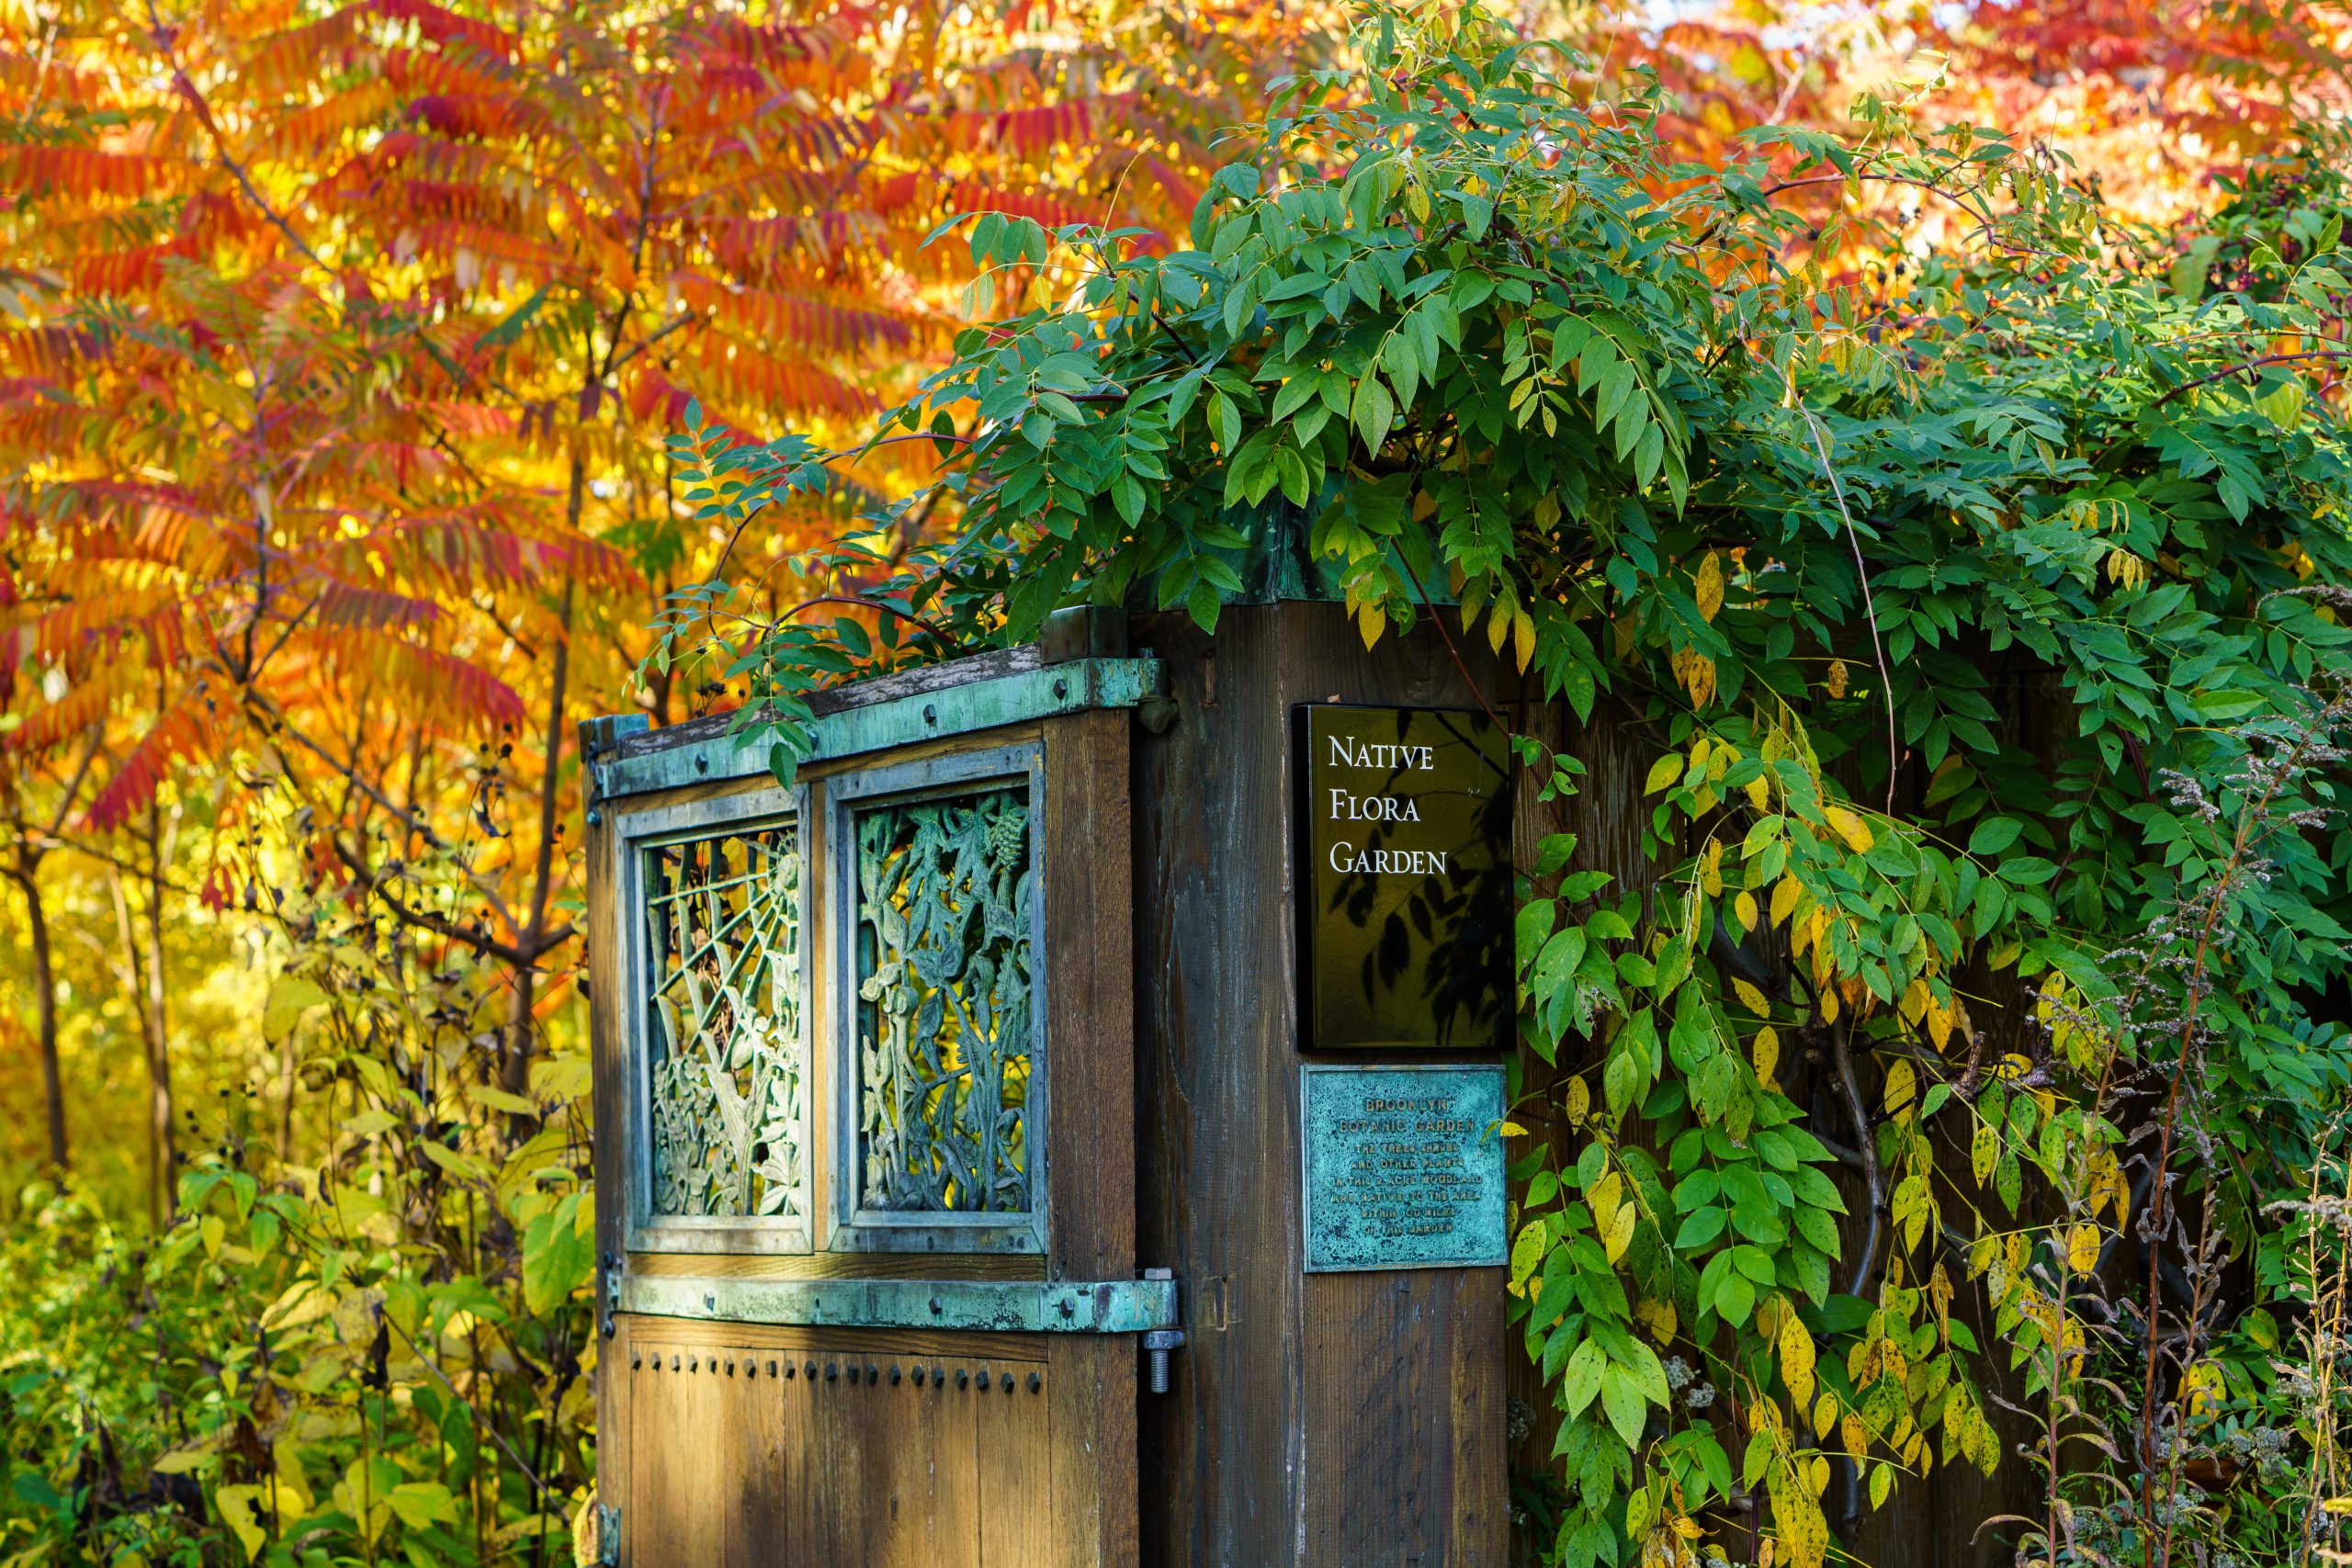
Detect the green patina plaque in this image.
<box><xmin>1301</xmin><ymin>1064</ymin><xmax>1509</xmax><ymax>1272</ymax></box>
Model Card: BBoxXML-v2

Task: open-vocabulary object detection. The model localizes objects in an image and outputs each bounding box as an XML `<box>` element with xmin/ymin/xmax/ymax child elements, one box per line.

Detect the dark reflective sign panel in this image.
<box><xmin>1293</xmin><ymin>704</ymin><xmax>1513</xmax><ymax>1052</ymax></box>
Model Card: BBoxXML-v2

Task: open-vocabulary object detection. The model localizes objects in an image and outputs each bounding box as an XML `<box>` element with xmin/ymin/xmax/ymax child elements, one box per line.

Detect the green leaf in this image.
<box><xmin>1600</xmin><ymin>1362</ymin><xmax>1646</xmax><ymax>1447</ymax></box>
<box><xmin>1351</xmin><ymin>374</ymin><xmax>1396</xmax><ymax>454</ymax></box>
<box><xmin>264</xmin><ymin>976</ymin><xmax>329</xmax><ymax>1043</ymax></box>
<box><xmin>1566</xmin><ymin>1337</ymin><xmax>1606</xmax><ymax>1416</ymax></box>
<box><xmin>521</xmin><ymin>1192</ymin><xmax>593</xmax><ymax>1316</ymax></box>
<box><xmin>1967</xmin><ymin>817</ymin><xmax>2023</xmax><ymax>857</ymax></box>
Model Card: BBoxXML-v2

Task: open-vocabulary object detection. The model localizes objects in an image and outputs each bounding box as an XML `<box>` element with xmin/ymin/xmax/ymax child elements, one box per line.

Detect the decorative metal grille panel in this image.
<box><xmin>852</xmin><ymin>784</ymin><xmax>1035</xmax><ymax>1215</ymax></box>
<box><xmin>642</xmin><ymin>823</ymin><xmax>806</xmax><ymax>1221</ymax></box>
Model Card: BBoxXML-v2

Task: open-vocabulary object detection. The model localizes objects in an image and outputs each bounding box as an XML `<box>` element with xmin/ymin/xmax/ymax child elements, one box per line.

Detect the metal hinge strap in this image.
<box><xmin>617</xmin><ymin>1275</ymin><xmax>1179</xmax><ymax>1334</ymax></box>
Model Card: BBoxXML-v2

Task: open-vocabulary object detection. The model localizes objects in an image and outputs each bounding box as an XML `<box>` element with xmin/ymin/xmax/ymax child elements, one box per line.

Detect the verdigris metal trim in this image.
<box><xmin>588</xmin><ymin>657</ymin><xmax>1163</xmax><ymax>804</ymax></box>
<box><xmin>618</xmin><ymin>1275</ymin><xmax>1179</xmax><ymax>1334</ymax></box>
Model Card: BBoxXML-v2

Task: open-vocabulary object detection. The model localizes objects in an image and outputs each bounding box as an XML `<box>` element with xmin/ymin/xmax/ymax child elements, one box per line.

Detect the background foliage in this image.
<box><xmin>645</xmin><ymin>6</ymin><xmax>2352</xmax><ymax>1568</ymax></box>
<box><xmin>6</xmin><ymin>0</ymin><xmax>2352</xmax><ymax>1564</ymax></box>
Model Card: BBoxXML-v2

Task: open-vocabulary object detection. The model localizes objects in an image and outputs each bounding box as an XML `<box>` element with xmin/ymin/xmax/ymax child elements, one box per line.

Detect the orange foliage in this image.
<box><xmin>0</xmin><ymin>0</ymin><xmax>1340</xmax><ymax>1042</ymax></box>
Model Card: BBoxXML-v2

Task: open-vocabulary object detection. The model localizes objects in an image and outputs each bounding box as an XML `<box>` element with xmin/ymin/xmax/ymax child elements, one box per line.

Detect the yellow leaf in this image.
<box><xmin>1883</xmin><ymin>1059</ymin><xmax>1917</xmax><ymax>1120</ymax></box>
<box><xmin>1564</xmin><ymin>1077</ymin><xmax>1590</xmax><ymax>1123</ymax></box>
<box><xmin>1780</xmin><ymin>1311</ymin><xmax>1817</xmax><ymax>1410</ymax></box>
<box><xmin>1899</xmin><ymin>977</ymin><xmax>1929</xmax><ymax>1026</ymax></box>
<box><xmin>1500</xmin><ymin>1121</ymin><xmax>1530</xmax><ymax>1138</ymax></box>
<box><xmin>1696</xmin><ymin>550</ymin><xmax>1724</xmax><ymax>622</ymax></box>
<box><xmin>273</xmin><ymin>1436</ymin><xmax>315</xmax><ymax>1517</ymax></box>
<box><xmin>1812</xmin><ymin>1392</ymin><xmax>1838</xmax><ymax>1438</ymax></box>
<box><xmin>1601</xmin><ymin>1200</ymin><xmax>1637</xmax><ymax>1263</ymax></box>
<box><xmin>1513</xmin><ymin>610</ymin><xmax>1536</xmax><ymax>672</ymax></box>
<box><xmin>572</xmin><ymin>1494</ymin><xmax>607</xmax><ymax>1568</ymax></box>
<box><xmin>218</xmin><ymin>1484</ymin><xmax>269</xmax><ymax>1564</ymax></box>
<box><xmin>1636</xmin><ymin>1295</ymin><xmax>1679</xmax><ymax>1344</ymax></box>
<box><xmin>153</xmin><ymin>1446</ymin><xmax>214</xmax><ymax>1476</ymax></box>
<box><xmin>2184</xmin><ymin>1360</ymin><xmax>2226</xmax><ymax>1420</ymax></box>
<box><xmin>1820</xmin><ymin>984</ymin><xmax>1839</xmax><ymax>1025</ymax></box>
<box><xmin>1736</xmin><ymin>890</ymin><xmax>1759</xmax><ymax>931</ymax></box>
<box><xmin>1825</xmin><ymin>659</ymin><xmax>1849</xmax><ymax>698</ymax></box>
<box><xmin>1702</xmin><ymin>840</ymin><xmax>1724</xmax><ymax>896</ymax></box>
<box><xmin>1771</xmin><ymin>875</ymin><xmax>1802</xmax><ymax>927</ymax></box>
<box><xmin>1358</xmin><ymin>601</ymin><xmax>1387</xmax><ymax>648</ymax></box>
<box><xmin>1842</xmin><ymin>1413</ymin><xmax>1870</xmax><ymax>1459</ymax></box>
<box><xmin>1753</xmin><ymin>1025</ymin><xmax>1781</xmax><ymax>1086</ymax></box>
<box><xmin>1673</xmin><ymin>647</ymin><xmax>1718</xmax><ymax>707</ymax></box>
<box><xmin>2066</xmin><ymin>1223</ymin><xmax>2101</xmax><ymax>1275</ymax></box>
<box><xmin>1824</xmin><ymin>805</ymin><xmax>1874</xmax><ymax>853</ymax></box>
<box><xmin>1809</xmin><ymin>1456</ymin><xmax>1831</xmax><ymax>1495</ymax></box>
<box><xmin>1734</xmin><ymin>977</ymin><xmax>1771</xmax><ymax>1017</ymax></box>
<box><xmin>1745</xmin><ymin>774</ymin><xmax>1771</xmax><ymax>811</ymax></box>
<box><xmin>1590</xmin><ymin>1170</ymin><xmax>1623</xmax><ymax>1224</ymax></box>
<box><xmin>1772</xmin><ymin>1484</ymin><xmax>1828</xmax><ymax>1568</ymax></box>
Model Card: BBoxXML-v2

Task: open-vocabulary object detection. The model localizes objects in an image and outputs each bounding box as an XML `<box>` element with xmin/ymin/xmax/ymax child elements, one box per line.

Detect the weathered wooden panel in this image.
<box><xmin>622</xmin><ymin>1325</ymin><xmax>1052</xmax><ymax>1567</ymax></box>
<box><xmin>1041</xmin><ymin>706</ymin><xmax>1140</xmax><ymax>1568</ymax></box>
<box><xmin>628</xmin><ymin>1335</ymin><xmax>734</xmax><ymax>1563</ymax></box>
<box><xmin>1135</xmin><ymin>603</ymin><xmax>1510</xmax><ymax>1568</ymax></box>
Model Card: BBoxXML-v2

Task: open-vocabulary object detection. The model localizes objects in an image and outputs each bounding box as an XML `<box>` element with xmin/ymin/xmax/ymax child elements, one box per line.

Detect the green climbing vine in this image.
<box><xmin>648</xmin><ymin>8</ymin><xmax>2352</xmax><ymax>1565</ymax></box>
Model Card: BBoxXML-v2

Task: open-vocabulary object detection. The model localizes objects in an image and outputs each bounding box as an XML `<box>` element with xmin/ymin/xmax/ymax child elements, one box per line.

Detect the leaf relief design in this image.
<box><xmin>854</xmin><ymin>785</ymin><xmax>1033</xmax><ymax>1215</ymax></box>
<box><xmin>642</xmin><ymin>824</ymin><xmax>805</xmax><ymax>1221</ymax></box>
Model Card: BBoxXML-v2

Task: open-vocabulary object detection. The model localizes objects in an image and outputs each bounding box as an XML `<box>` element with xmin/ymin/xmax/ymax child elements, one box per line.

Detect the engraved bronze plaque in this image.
<box><xmin>1301</xmin><ymin>1064</ymin><xmax>1508</xmax><ymax>1271</ymax></box>
<box><xmin>1293</xmin><ymin>704</ymin><xmax>1512</xmax><ymax>1051</ymax></box>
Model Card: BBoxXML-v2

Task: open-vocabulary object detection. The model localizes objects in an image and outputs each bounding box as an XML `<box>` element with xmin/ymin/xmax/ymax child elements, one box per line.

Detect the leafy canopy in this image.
<box><xmin>665</xmin><ymin>6</ymin><xmax>2352</xmax><ymax>1565</ymax></box>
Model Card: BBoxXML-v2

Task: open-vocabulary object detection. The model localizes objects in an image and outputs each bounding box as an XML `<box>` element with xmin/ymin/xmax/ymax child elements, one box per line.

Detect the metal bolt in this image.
<box><xmin>1001</xmin><ymin>1372</ymin><xmax>1014</xmax><ymax>1393</ymax></box>
<box><xmin>930</xmin><ymin>1295</ymin><xmax>943</xmax><ymax>1315</ymax></box>
<box><xmin>746</xmin><ymin>1360</ymin><xmax>757</xmax><ymax>1380</ymax></box>
<box><xmin>1142</xmin><ymin>1329</ymin><xmax>1186</xmax><ymax>1394</ymax></box>
<box><xmin>725</xmin><ymin>1358</ymin><xmax>735</xmax><ymax>1376</ymax></box>
<box><xmin>1028</xmin><ymin>1372</ymin><xmax>1042</xmax><ymax>1393</ymax></box>
<box><xmin>923</xmin><ymin>703</ymin><xmax>937</xmax><ymax>725</ymax></box>
<box><xmin>826</xmin><ymin>1362</ymin><xmax>839</xmax><ymax>1382</ymax></box>
<box><xmin>688</xmin><ymin>1355</ymin><xmax>698</xmax><ymax>1372</ymax></box>
<box><xmin>1053</xmin><ymin>678</ymin><xmax>1069</xmax><ymax>699</ymax></box>
<box><xmin>630</xmin><ymin>1350</ymin><xmax>641</xmax><ymax>1370</ymax></box>
<box><xmin>846</xmin><ymin>1365</ymin><xmax>860</xmax><ymax>1384</ymax></box>
<box><xmin>695</xmin><ymin>755</ymin><xmax>708</xmax><ymax>774</ymax></box>
<box><xmin>956</xmin><ymin>1369</ymin><xmax>969</xmax><ymax>1389</ymax></box>
<box><xmin>586</xmin><ymin>808</ymin><xmax>602</xmax><ymax>827</ymax></box>
<box><xmin>705</xmin><ymin>1294</ymin><xmax>716</xmax><ymax>1312</ymax></box>
<box><xmin>671</xmin><ymin>1354</ymin><xmax>681</xmax><ymax>1371</ymax></box>
<box><xmin>931</xmin><ymin>1365</ymin><xmax>944</xmax><ymax>1387</ymax></box>
<box><xmin>785</xmin><ymin>1361</ymin><xmax>796</xmax><ymax>1379</ymax></box>
<box><xmin>766</xmin><ymin>1360</ymin><xmax>777</xmax><ymax>1377</ymax></box>
<box><xmin>805</xmin><ymin>1360</ymin><xmax>817</xmax><ymax>1379</ymax></box>
<box><xmin>1057</xmin><ymin>1298</ymin><xmax>1075</xmax><ymax>1321</ymax></box>
<box><xmin>865</xmin><ymin>1363</ymin><xmax>879</xmax><ymax>1383</ymax></box>
<box><xmin>889</xmin><ymin>1365</ymin><xmax>901</xmax><ymax>1386</ymax></box>
<box><xmin>911</xmin><ymin>1367</ymin><xmax>925</xmax><ymax>1387</ymax></box>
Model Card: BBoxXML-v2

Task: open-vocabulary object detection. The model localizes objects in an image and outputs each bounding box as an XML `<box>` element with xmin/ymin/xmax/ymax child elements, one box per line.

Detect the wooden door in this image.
<box><xmin>582</xmin><ymin>658</ymin><xmax>1146</xmax><ymax>1568</ymax></box>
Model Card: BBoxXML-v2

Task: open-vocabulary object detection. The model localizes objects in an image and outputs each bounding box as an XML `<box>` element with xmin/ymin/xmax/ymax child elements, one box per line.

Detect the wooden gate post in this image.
<box><xmin>1134</xmin><ymin>601</ymin><xmax>1512</xmax><ymax>1567</ymax></box>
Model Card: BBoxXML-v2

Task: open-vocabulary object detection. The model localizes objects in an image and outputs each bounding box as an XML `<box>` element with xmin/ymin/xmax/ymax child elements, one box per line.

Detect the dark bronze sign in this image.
<box><xmin>1293</xmin><ymin>704</ymin><xmax>1512</xmax><ymax>1051</ymax></box>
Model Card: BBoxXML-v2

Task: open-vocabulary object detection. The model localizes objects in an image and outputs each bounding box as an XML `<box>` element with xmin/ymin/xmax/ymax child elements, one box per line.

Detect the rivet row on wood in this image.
<box><xmin>628</xmin><ymin>1349</ymin><xmax>1042</xmax><ymax>1392</ymax></box>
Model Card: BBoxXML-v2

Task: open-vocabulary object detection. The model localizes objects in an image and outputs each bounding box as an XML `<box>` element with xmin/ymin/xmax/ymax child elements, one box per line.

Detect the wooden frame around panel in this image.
<box><xmin>607</xmin><ymin>784</ymin><xmax>816</xmax><ymax>1258</ymax></box>
<box><xmin>825</xmin><ymin>740</ymin><xmax>1050</xmax><ymax>1257</ymax></box>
